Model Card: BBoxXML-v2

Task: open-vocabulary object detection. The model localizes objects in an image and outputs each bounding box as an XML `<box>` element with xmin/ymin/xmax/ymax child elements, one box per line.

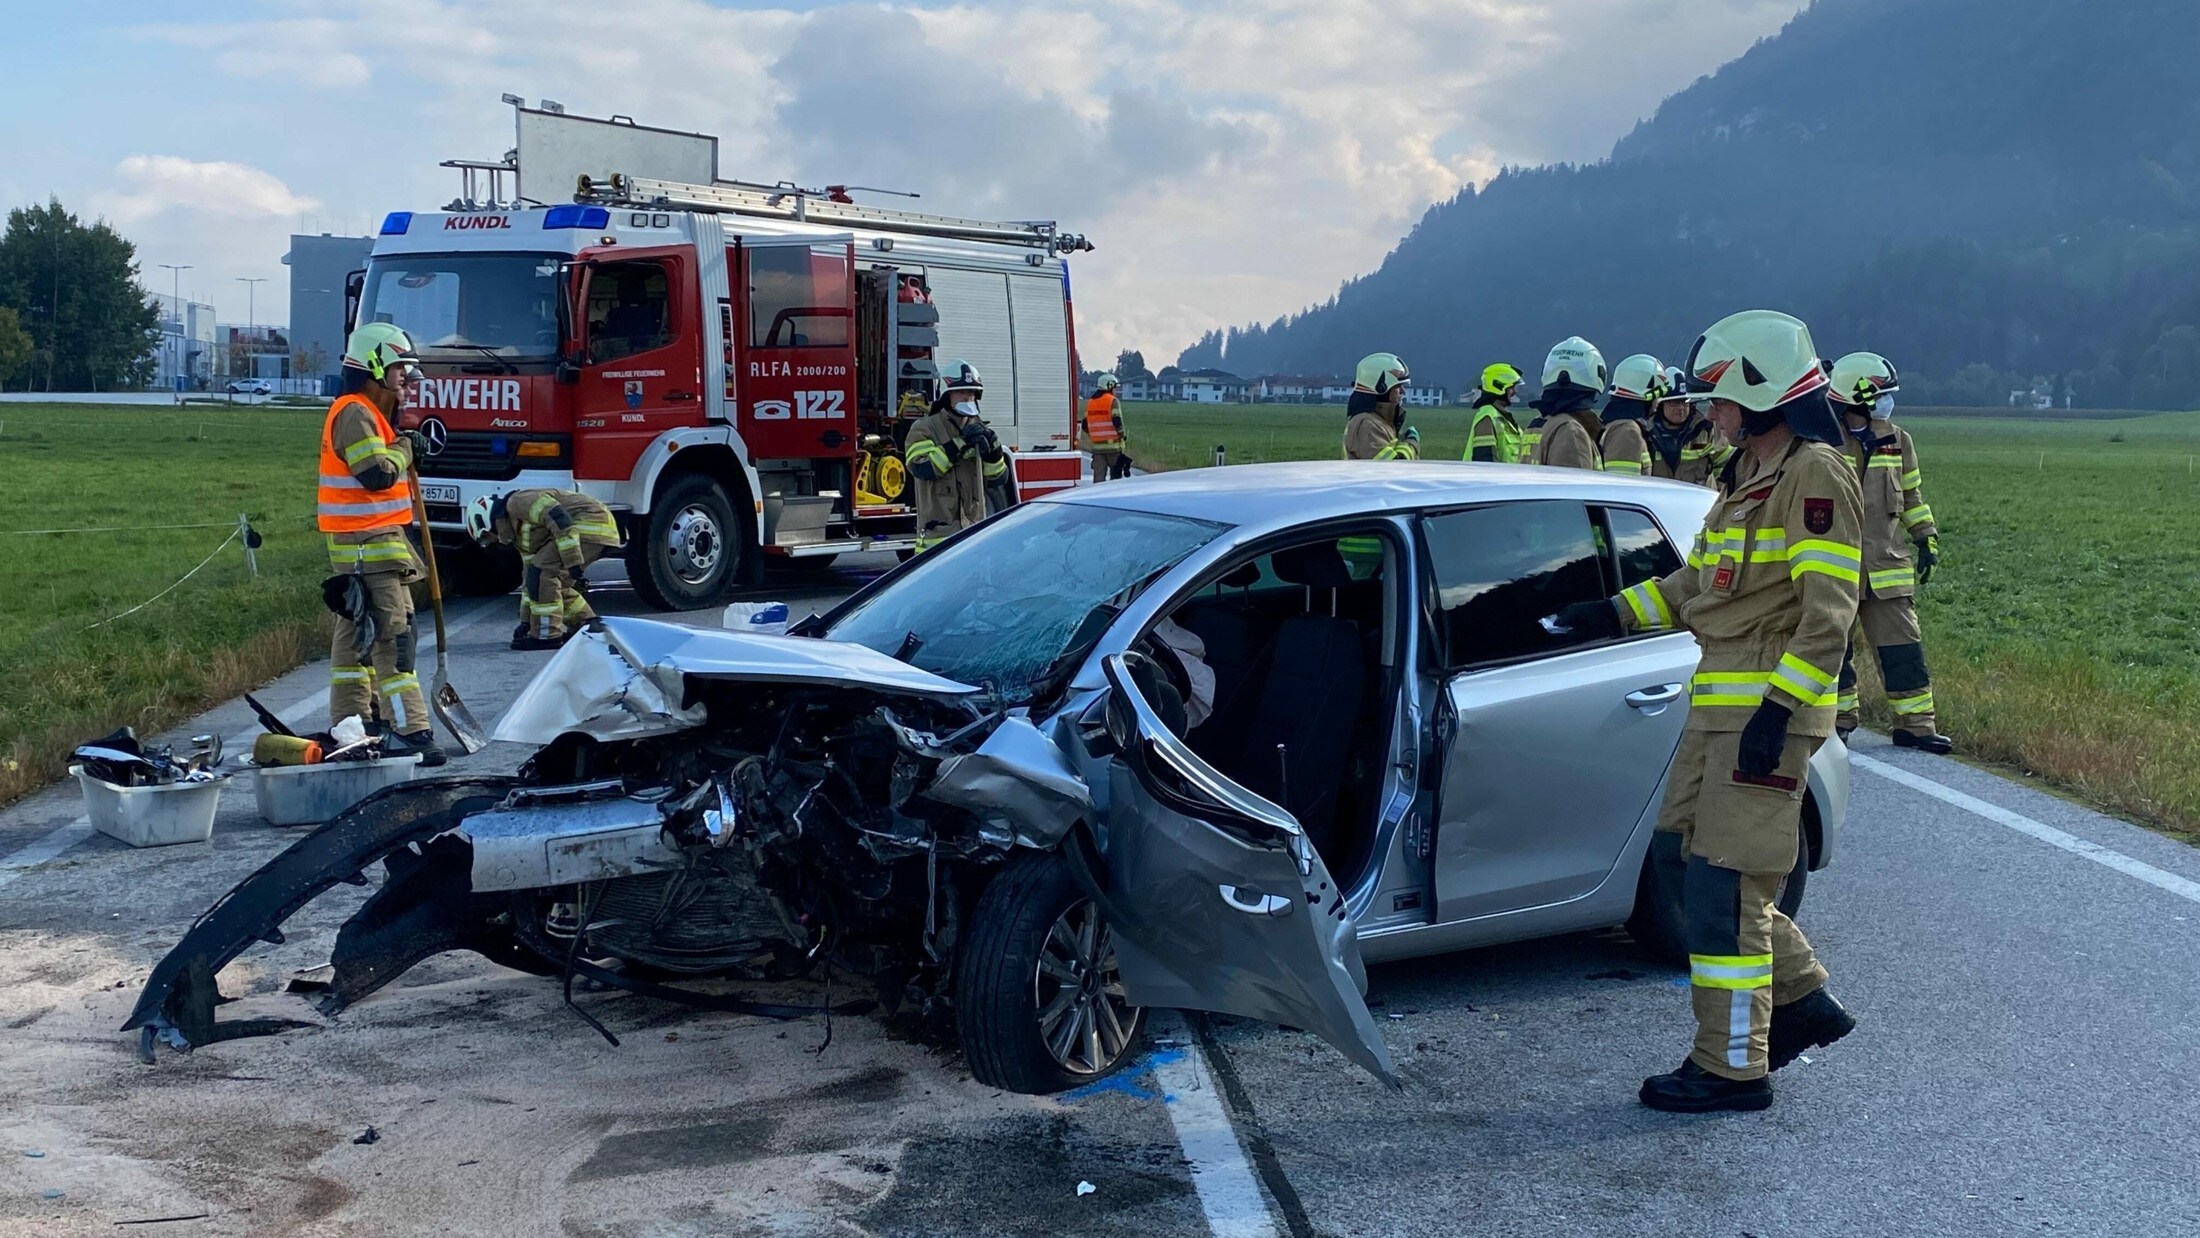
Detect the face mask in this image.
<box><xmin>953</xmin><ymin>400</ymin><xmax>978</xmax><ymax>418</ymax></box>
<box><xmin>1873</xmin><ymin>393</ymin><xmax>1895</xmax><ymax>418</ymax></box>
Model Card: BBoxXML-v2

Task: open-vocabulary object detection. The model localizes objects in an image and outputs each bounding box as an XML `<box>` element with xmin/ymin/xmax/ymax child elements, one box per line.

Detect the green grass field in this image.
<box><xmin>1124</xmin><ymin>401</ymin><xmax>2200</xmax><ymax>838</ymax></box>
<box><xmin>0</xmin><ymin>405</ymin><xmax>329</xmax><ymax>804</ymax></box>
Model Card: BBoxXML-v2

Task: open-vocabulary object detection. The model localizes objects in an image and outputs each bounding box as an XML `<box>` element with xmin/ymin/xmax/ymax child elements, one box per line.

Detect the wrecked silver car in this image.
<box><xmin>130</xmin><ymin>464</ymin><xmax>1846</xmax><ymax>1095</ymax></box>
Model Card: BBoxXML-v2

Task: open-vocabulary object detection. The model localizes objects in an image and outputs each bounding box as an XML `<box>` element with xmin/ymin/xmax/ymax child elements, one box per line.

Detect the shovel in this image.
<box><xmin>407</xmin><ymin>469</ymin><xmax>488</xmax><ymax>754</ymax></box>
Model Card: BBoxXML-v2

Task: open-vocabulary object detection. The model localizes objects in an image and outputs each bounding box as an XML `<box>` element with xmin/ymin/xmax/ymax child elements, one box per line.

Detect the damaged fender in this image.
<box><xmin>923</xmin><ymin>715</ymin><xmax>1093</xmax><ymax>849</ymax></box>
<box><xmin>124</xmin><ymin>777</ymin><xmax>521</xmax><ymax>1047</ymax></box>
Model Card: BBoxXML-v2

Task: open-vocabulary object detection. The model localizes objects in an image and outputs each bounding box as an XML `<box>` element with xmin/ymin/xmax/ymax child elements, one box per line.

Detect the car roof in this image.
<box><xmin>1045</xmin><ymin>461</ymin><xmax>1715</xmax><ymax>533</ymax></box>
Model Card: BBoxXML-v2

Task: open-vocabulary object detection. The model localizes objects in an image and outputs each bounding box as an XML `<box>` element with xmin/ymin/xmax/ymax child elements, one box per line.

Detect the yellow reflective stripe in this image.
<box><xmin>574</xmin><ymin>519</ymin><xmax>620</xmax><ymax>541</ymax></box>
<box><xmin>525</xmin><ymin>494</ymin><xmax>560</xmax><ymax>524</ymax></box>
<box><xmin>1620</xmin><ymin>581</ymin><xmax>1672</xmax><ymax>630</ymax></box>
<box><xmin>1691</xmin><ymin>671</ymin><xmax>1769</xmax><ymax>708</ymax></box>
<box><xmin>1772</xmin><ymin>652</ymin><xmax>1836</xmax><ymax>702</ymax></box>
<box><xmin>326</xmin><ymin>535</ymin><xmax>413</xmax><ymax>565</ymax></box>
<box><xmin>1788</xmin><ymin>538</ymin><xmax>1862</xmax><ymax>583</ymax></box>
<box><xmin>908</xmin><ymin>441</ymin><xmax>951</xmax><ymax>471</ymax></box>
<box><xmin>379</xmin><ymin>673</ymin><xmax>419</xmax><ymax>695</ymax></box>
<box><xmin>1888</xmin><ymin>689</ymin><xmax>1935</xmax><ymax>715</ymax></box>
<box><xmin>1869</xmin><ymin>567</ymin><xmax>1916</xmax><ymax>590</ymax></box>
<box><xmin>1748</xmin><ymin>529</ymin><xmax>1789</xmax><ymax>563</ymax></box>
<box><xmin>330</xmin><ymin>666</ymin><xmax>372</xmax><ymax>683</ymax></box>
<box><xmin>1902</xmin><ymin>468</ymin><xmax>1922</xmax><ymax>489</ymax></box>
<box><xmin>1836</xmin><ymin>690</ymin><xmax>1861</xmax><ymax>712</ymax></box>
<box><xmin>1867</xmin><ymin>455</ymin><xmax>1903</xmax><ymax>470</ymax></box>
<box><xmin>526</xmin><ymin>599</ymin><xmax>563</xmax><ymax>615</ymax></box>
<box><xmin>983</xmin><ymin>455</ymin><xmax>1010</xmax><ymax>478</ymax></box>
<box><xmin>1903</xmin><ymin>504</ymin><xmax>1934</xmax><ymax>528</ymax></box>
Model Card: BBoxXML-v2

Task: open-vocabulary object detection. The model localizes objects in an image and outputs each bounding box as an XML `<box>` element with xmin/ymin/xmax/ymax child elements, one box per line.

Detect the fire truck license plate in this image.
<box><xmin>419</xmin><ymin>484</ymin><xmax>460</xmax><ymax>505</ymax></box>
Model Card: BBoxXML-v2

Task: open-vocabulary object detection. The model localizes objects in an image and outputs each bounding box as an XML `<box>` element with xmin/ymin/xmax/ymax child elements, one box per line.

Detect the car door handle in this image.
<box><xmin>1220</xmin><ymin>885</ymin><xmax>1296</xmax><ymax>917</ymax></box>
<box><xmin>1625</xmin><ymin>683</ymin><xmax>1685</xmax><ymax>709</ymax></box>
<box><xmin>663</xmin><ymin>390</ymin><xmax>696</xmax><ymax>402</ymax></box>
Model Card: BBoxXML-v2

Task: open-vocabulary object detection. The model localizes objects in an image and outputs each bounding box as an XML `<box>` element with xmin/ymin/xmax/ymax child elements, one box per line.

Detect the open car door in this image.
<box><xmin>1072</xmin><ymin>654</ymin><xmax>1396</xmax><ymax>1084</ymax></box>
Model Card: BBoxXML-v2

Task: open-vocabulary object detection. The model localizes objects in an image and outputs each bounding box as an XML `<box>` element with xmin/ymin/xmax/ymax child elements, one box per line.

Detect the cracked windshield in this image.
<box><xmin>825</xmin><ymin>503</ymin><xmax>1226</xmax><ymax>700</ymax></box>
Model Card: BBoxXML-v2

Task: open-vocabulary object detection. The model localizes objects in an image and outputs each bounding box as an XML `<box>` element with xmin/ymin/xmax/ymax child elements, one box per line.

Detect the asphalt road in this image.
<box><xmin>3</xmin><ymin>557</ymin><xmax>2197</xmax><ymax>1236</ymax></box>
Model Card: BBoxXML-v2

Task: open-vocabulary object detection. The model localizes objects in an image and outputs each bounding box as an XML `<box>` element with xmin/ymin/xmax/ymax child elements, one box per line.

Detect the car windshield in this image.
<box><xmin>359</xmin><ymin>253</ymin><xmax>562</xmax><ymax>357</ymax></box>
<box><xmin>824</xmin><ymin>502</ymin><xmax>1227</xmax><ymax>702</ymax></box>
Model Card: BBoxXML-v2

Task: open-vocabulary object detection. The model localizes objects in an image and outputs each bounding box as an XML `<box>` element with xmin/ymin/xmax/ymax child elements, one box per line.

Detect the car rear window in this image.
<box><xmin>1598</xmin><ymin>506</ymin><xmax>1683</xmax><ymax>591</ymax></box>
<box><xmin>1422</xmin><ymin>500</ymin><xmax>1606</xmax><ymax>669</ymax></box>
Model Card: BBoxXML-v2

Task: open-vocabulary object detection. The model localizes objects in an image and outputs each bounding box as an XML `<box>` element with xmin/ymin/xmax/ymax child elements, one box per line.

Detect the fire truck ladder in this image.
<box><xmin>575</xmin><ymin>174</ymin><xmax>1093</xmax><ymax>255</ymax></box>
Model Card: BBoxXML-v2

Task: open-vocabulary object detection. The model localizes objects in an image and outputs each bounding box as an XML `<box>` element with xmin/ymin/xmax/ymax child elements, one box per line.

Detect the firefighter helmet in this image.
<box><xmin>1480</xmin><ymin>363</ymin><xmax>1524</xmax><ymax>399</ymax></box>
<box><xmin>1610</xmin><ymin>354</ymin><xmax>1669</xmax><ymax>401</ymax></box>
<box><xmin>1540</xmin><ymin>337</ymin><xmax>1607</xmax><ymax>393</ymax></box>
<box><xmin>463</xmin><ymin>494</ymin><xmax>498</xmax><ymax>547</ymax></box>
<box><xmin>1354</xmin><ymin>352</ymin><xmax>1410</xmax><ymax>396</ymax></box>
<box><xmin>1682</xmin><ymin>311</ymin><xmax>1826</xmax><ymax>413</ymax></box>
<box><xmin>343</xmin><ymin>322</ymin><xmax>419</xmax><ymax>383</ymax></box>
<box><xmin>938</xmin><ymin>359</ymin><xmax>984</xmax><ymax>399</ymax></box>
<box><xmin>1096</xmin><ymin>372</ymin><xmax>1120</xmax><ymax>392</ymax></box>
<box><xmin>1828</xmin><ymin>351</ymin><xmax>1901</xmax><ymax>408</ymax></box>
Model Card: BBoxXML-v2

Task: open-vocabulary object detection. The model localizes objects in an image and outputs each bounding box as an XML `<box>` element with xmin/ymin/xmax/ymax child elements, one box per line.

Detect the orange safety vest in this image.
<box><xmin>1084</xmin><ymin>393</ymin><xmax>1122</xmax><ymax>446</ymax></box>
<box><xmin>317</xmin><ymin>394</ymin><xmax>415</xmax><ymax>533</ymax></box>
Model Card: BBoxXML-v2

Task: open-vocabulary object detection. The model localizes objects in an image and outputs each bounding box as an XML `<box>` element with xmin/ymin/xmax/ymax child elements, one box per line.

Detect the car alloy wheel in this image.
<box><xmin>1034</xmin><ymin>897</ymin><xmax>1136</xmax><ymax>1076</ymax></box>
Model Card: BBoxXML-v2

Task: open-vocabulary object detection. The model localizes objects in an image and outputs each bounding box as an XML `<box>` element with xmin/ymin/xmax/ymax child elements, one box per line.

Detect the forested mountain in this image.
<box><xmin>1180</xmin><ymin>0</ymin><xmax>2200</xmax><ymax>407</ymax></box>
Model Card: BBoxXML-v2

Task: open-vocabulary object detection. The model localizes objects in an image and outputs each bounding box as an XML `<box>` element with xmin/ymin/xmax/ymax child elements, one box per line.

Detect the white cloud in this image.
<box><xmin>103</xmin><ymin>0</ymin><xmax>1806</xmax><ymax>357</ymax></box>
<box><xmin>97</xmin><ymin>156</ymin><xmax>321</xmax><ymax>225</ymax></box>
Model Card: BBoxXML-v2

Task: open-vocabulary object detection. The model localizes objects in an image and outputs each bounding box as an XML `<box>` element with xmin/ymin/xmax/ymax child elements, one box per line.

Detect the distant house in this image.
<box><xmin>1123</xmin><ymin>374</ymin><xmax>1177</xmax><ymax>401</ymax></box>
<box><xmin>1177</xmin><ymin>368</ymin><xmax>1251</xmax><ymax>404</ymax></box>
<box><xmin>1254</xmin><ymin>375</ymin><xmax>1345</xmax><ymax>403</ymax></box>
<box><xmin>1401</xmin><ymin>383</ymin><xmax>1451</xmax><ymax>408</ymax></box>
<box><xmin>1319</xmin><ymin>379</ymin><xmax>1354</xmax><ymax>403</ymax></box>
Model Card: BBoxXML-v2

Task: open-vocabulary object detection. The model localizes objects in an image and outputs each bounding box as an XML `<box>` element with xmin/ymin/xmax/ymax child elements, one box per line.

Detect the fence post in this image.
<box><xmin>1213</xmin><ymin>444</ymin><xmax>1227</xmax><ymax>468</ymax></box>
<box><xmin>238</xmin><ymin>512</ymin><xmax>258</xmax><ymax>577</ymax></box>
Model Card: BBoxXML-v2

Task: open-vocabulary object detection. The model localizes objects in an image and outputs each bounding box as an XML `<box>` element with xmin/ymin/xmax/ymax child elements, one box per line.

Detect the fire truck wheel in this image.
<box><xmin>629</xmin><ymin>472</ymin><xmax>743</xmax><ymax>611</ymax></box>
<box><xmin>438</xmin><ymin>541</ymin><xmax>523</xmax><ymax>598</ymax></box>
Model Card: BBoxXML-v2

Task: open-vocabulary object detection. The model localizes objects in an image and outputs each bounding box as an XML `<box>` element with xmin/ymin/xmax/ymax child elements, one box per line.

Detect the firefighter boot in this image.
<box><xmin>387</xmin><ymin>728</ymin><xmax>448</xmax><ymax>769</ymax></box>
<box><xmin>1767</xmin><ymin>987</ymin><xmax>1857</xmax><ymax>1072</ymax></box>
<box><xmin>1892</xmin><ymin>728</ymin><xmax>1954</xmax><ymax>754</ymax></box>
<box><xmin>1639</xmin><ymin>1060</ymin><xmax>1774</xmax><ymax>1113</ymax></box>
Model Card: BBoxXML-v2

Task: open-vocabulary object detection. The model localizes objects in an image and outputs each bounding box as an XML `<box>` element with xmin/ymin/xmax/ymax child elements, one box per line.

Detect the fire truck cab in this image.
<box><xmin>356</xmin><ymin>174</ymin><xmax>1091</xmax><ymax>609</ymax></box>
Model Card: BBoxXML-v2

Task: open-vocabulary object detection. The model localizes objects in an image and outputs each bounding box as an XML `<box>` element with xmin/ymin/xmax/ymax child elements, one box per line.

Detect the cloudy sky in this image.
<box><xmin>4</xmin><ymin>0</ymin><xmax>1807</xmax><ymax>361</ymax></box>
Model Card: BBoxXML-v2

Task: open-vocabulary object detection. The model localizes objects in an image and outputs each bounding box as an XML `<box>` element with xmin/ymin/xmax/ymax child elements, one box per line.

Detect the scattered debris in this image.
<box><xmin>1076</xmin><ymin>1181</ymin><xmax>1096</xmax><ymax>1197</ymax></box>
<box><xmin>72</xmin><ymin>728</ymin><xmax>223</xmax><ymax>786</ymax></box>
<box><xmin>1586</xmin><ymin>969</ymin><xmax>1646</xmax><ymax>981</ymax></box>
<box><xmin>23</xmin><ymin>1149</ymin><xmax>44</xmax><ymax>1158</ymax></box>
<box><xmin>352</xmin><ymin>1127</ymin><xmax>379</xmax><ymax>1145</ymax></box>
<box><xmin>41</xmin><ymin>1189</ymin><xmax>64</xmax><ymax>1200</ymax></box>
<box><xmin>115</xmin><ymin>1214</ymin><xmax>212</xmax><ymax>1227</ymax></box>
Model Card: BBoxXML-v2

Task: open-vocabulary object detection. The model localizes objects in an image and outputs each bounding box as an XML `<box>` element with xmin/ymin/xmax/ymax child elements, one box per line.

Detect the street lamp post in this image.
<box><xmin>236</xmin><ymin>277</ymin><xmax>267</xmax><ymax>384</ymax></box>
<box><xmin>158</xmin><ymin>263</ymin><xmax>192</xmax><ymax>390</ymax></box>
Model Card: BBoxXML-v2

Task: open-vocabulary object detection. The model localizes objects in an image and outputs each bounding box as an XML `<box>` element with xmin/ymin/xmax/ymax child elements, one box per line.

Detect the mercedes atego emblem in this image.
<box><xmin>419</xmin><ymin>418</ymin><xmax>449</xmax><ymax>456</ymax></box>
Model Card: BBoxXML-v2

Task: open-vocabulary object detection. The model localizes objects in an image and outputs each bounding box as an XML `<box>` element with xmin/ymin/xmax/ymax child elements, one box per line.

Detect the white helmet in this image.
<box><xmin>1610</xmin><ymin>354</ymin><xmax>1669</xmax><ymax>402</ymax></box>
<box><xmin>1828</xmin><ymin>351</ymin><xmax>1900</xmax><ymax>409</ymax></box>
<box><xmin>1659</xmin><ymin>366</ymin><xmax>1689</xmax><ymax>405</ymax></box>
<box><xmin>463</xmin><ymin>494</ymin><xmax>498</xmax><ymax>546</ymax></box>
<box><xmin>1541</xmin><ymin>337</ymin><xmax>1607</xmax><ymax>393</ymax></box>
<box><xmin>1096</xmin><ymin>372</ymin><xmax>1120</xmax><ymax>392</ymax></box>
<box><xmin>938</xmin><ymin>359</ymin><xmax>984</xmax><ymax>400</ymax></box>
<box><xmin>1682</xmin><ymin>310</ymin><xmax>1826</xmax><ymax>413</ymax></box>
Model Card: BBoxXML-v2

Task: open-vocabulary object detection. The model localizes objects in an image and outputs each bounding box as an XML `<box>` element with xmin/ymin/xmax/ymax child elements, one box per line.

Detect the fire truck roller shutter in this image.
<box><xmin>1008</xmin><ymin>271</ymin><xmax>1072</xmax><ymax>451</ymax></box>
<box><xmin>926</xmin><ymin>267</ymin><xmax>1018</xmax><ymax>427</ymax></box>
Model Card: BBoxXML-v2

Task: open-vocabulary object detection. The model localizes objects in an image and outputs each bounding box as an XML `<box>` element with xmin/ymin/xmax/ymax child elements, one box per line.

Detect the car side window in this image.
<box><xmin>1422</xmin><ymin>500</ymin><xmax>1607</xmax><ymax>670</ymax></box>
<box><xmin>1599</xmin><ymin>506</ymin><xmax>1683</xmax><ymax>592</ymax></box>
<box><xmin>586</xmin><ymin>260</ymin><xmax>673</xmax><ymax>363</ymax></box>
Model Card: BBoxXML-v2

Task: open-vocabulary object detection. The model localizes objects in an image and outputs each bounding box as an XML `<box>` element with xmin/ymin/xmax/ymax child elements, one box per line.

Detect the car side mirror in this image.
<box><xmin>556</xmin><ymin>361</ymin><xmax>581</xmax><ymax>385</ymax></box>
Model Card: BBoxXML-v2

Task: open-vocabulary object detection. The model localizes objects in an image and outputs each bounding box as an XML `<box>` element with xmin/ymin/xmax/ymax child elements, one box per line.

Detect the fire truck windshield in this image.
<box><xmin>359</xmin><ymin>253</ymin><xmax>562</xmax><ymax>359</ymax></box>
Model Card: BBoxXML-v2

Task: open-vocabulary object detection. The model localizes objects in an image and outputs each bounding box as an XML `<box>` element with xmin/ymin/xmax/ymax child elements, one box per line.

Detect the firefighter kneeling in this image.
<box><xmin>906</xmin><ymin>359</ymin><xmax>1007</xmax><ymax>552</ymax></box>
<box><xmin>1553</xmin><ymin>310</ymin><xmax>1861</xmax><ymax>1112</ymax></box>
<box><xmin>464</xmin><ymin>489</ymin><xmax>623</xmax><ymax>650</ymax></box>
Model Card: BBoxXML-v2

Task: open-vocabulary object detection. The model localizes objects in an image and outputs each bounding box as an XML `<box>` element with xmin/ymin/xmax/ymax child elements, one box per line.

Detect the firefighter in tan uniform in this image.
<box><xmin>317</xmin><ymin>322</ymin><xmax>444</xmax><ymax>765</ymax></box>
<box><xmin>1598</xmin><ymin>354</ymin><xmax>1663</xmax><ymax>476</ymax></box>
<box><xmin>1647</xmin><ymin>366</ymin><xmax>1731</xmax><ymax>486</ymax></box>
<box><xmin>1082</xmin><ymin>373</ymin><xmax>1129</xmax><ymax>482</ymax></box>
<box><xmin>1527</xmin><ymin>336</ymin><xmax>1606</xmax><ymax>470</ymax></box>
<box><xmin>464</xmin><ymin>489</ymin><xmax>623</xmax><ymax>650</ymax></box>
<box><xmin>1554</xmin><ymin>310</ymin><xmax>1861</xmax><ymax>1112</ymax></box>
<box><xmin>905</xmin><ymin>360</ymin><xmax>1007</xmax><ymax>552</ymax></box>
<box><xmin>1829</xmin><ymin>352</ymin><xmax>1953</xmax><ymax>752</ymax></box>
<box><xmin>1342</xmin><ymin>353</ymin><xmax>1418</xmax><ymax>461</ymax></box>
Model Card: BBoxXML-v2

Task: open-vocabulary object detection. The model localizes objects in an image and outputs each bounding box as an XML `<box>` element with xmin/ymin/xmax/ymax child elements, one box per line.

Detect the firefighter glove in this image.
<box><xmin>570</xmin><ymin>565</ymin><xmax>588</xmax><ymax>587</ymax></box>
<box><xmin>1551</xmin><ymin>598</ymin><xmax>1622</xmax><ymax>642</ymax></box>
<box><xmin>1913</xmin><ymin>535</ymin><xmax>1940</xmax><ymax>584</ymax></box>
<box><xmin>1738</xmin><ymin>699</ymin><xmax>1793</xmax><ymax>777</ymax></box>
<box><xmin>1403</xmin><ymin>426</ymin><xmax>1421</xmax><ymax>443</ymax></box>
<box><xmin>398</xmin><ymin>429</ymin><xmax>432</xmax><ymax>462</ymax></box>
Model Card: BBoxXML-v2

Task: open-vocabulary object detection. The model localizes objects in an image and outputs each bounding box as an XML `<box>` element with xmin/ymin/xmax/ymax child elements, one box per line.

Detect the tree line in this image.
<box><xmin>0</xmin><ymin>201</ymin><xmax>160</xmax><ymax>392</ymax></box>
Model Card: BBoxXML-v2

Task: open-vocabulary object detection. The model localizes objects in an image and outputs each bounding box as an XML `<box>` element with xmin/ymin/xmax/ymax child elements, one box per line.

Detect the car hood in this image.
<box><xmin>493</xmin><ymin>616</ymin><xmax>982</xmax><ymax>745</ymax></box>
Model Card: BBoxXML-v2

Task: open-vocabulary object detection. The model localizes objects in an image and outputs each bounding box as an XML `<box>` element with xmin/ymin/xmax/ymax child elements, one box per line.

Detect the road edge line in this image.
<box><xmin>1852</xmin><ymin>752</ymin><xmax>2200</xmax><ymax>906</ymax></box>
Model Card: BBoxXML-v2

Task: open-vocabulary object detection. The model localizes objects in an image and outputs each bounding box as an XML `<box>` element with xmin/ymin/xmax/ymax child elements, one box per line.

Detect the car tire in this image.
<box><xmin>628</xmin><ymin>472</ymin><xmax>742</xmax><ymax>611</ymax></box>
<box><xmin>957</xmin><ymin>850</ymin><xmax>1146</xmax><ymax>1095</ymax></box>
<box><xmin>439</xmin><ymin>542</ymin><xmax>523</xmax><ymax>598</ymax></box>
<box><xmin>1626</xmin><ymin>824</ymin><xmax>1811</xmax><ymax>968</ymax></box>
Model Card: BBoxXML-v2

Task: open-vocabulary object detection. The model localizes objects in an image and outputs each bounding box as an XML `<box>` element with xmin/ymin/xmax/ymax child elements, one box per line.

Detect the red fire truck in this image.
<box><xmin>354</xmin><ymin>122</ymin><xmax>1092</xmax><ymax>609</ymax></box>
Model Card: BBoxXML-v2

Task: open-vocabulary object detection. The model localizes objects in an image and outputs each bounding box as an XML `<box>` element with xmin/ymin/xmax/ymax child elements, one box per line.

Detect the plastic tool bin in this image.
<box><xmin>72</xmin><ymin>766</ymin><xmax>226</xmax><ymax>848</ymax></box>
<box><xmin>253</xmin><ymin>755</ymin><xmax>422</xmax><ymax>826</ymax></box>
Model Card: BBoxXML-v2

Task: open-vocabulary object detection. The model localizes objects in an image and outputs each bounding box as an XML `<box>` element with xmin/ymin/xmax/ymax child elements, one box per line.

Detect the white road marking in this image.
<box><xmin>1149</xmin><ymin>1012</ymin><xmax>1281</xmax><ymax>1238</ymax></box>
<box><xmin>1853</xmin><ymin>752</ymin><xmax>2200</xmax><ymax>906</ymax></box>
<box><xmin>0</xmin><ymin>600</ymin><xmax>496</xmax><ymax>888</ymax></box>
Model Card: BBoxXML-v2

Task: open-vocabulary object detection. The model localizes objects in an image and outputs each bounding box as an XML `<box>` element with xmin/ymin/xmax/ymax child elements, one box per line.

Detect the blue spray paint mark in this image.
<box><xmin>1059</xmin><ymin>1047</ymin><xmax>1186</xmax><ymax>1104</ymax></box>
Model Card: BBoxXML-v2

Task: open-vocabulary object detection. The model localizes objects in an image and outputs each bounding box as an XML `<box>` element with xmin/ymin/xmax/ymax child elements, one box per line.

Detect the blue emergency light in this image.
<box><xmin>379</xmin><ymin>211</ymin><xmax>413</xmax><ymax>236</ymax></box>
<box><xmin>542</xmin><ymin>205</ymin><xmax>611</xmax><ymax>230</ymax></box>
